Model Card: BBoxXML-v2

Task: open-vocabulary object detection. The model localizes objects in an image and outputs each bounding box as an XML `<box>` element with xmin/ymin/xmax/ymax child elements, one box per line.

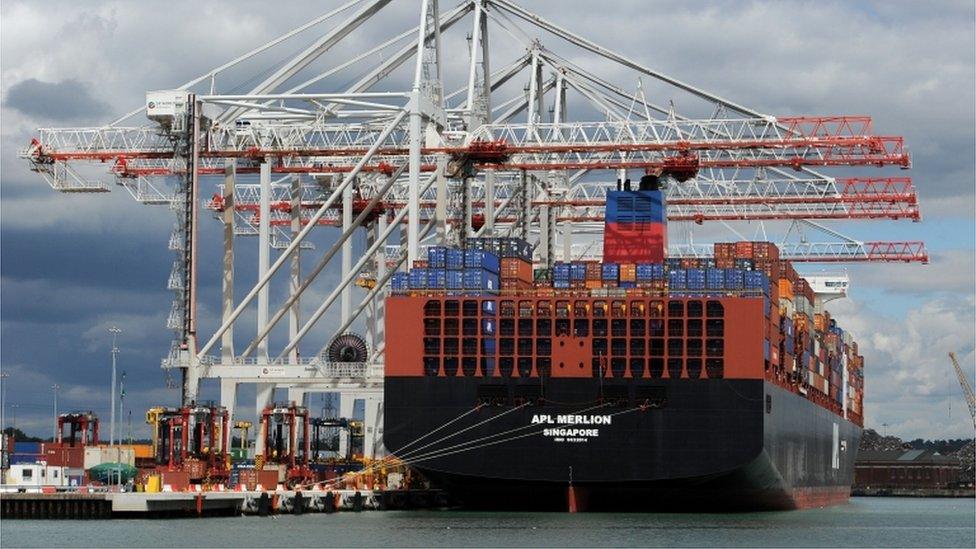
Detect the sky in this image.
<box><xmin>1</xmin><ymin>0</ymin><xmax>974</xmax><ymax>441</ymax></box>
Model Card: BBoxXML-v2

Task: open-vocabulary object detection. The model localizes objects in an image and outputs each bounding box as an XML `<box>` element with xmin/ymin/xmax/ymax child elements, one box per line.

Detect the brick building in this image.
<box><xmin>854</xmin><ymin>449</ymin><xmax>961</xmax><ymax>490</ymax></box>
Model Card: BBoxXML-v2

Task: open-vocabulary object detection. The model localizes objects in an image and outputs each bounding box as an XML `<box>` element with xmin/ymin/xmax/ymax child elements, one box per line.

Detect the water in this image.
<box><xmin>2</xmin><ymin>498</ymin><xmax>973</xmax><ymax>548</ymax></box>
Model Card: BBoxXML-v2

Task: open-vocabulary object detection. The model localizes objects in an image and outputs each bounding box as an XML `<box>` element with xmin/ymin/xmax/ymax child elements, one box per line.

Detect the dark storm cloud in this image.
<box><xmin>4</xmin><ymin>78</ymin><xmax>109</xmax><ymax>122</ymax></box>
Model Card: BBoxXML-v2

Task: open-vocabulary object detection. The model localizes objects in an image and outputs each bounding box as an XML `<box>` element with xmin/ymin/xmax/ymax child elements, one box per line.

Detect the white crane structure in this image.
<box><xmin>20</xmin><ymin>0</ymin><xmax>926</xmax><ymax>458</ymax></box>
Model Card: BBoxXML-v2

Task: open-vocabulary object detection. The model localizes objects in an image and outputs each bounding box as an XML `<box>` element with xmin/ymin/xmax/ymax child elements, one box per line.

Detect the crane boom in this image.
<box><xmin>948</xmin><ymin>352</ymin><xmax>976</xmax><ymax>427</ymax></box>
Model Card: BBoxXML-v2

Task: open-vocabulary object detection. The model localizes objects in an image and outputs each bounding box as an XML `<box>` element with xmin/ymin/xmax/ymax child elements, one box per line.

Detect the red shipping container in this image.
<box><xmin>734</xmin><ymin>241</ymin><xmax>754</xmax><ymax>258</ymax></box>
<box><xmin>585</xmin><ymin>261</ymin><xmax>602</xmax><ymax>280</ymax></box>
<box><xmin>500</xmin><ymin>257</ymin><xmax>532</xmax><ymax>283</ymax></box>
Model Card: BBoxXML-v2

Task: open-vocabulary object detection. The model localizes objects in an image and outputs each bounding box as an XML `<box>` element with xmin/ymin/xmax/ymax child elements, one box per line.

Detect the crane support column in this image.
<box><xmin>257</xmin><ymin>160</ymin><xmax>271</xmax><ymax>362</ymax></box>
<box><xmin>221</xmin><ymin>161</ymin><xmax>236</xmax><ymax>362</ymax></box>
<box><xmin>289</xmin><ymin>174</ymin><xmax>301</xmax><ymax>364</ymax></box>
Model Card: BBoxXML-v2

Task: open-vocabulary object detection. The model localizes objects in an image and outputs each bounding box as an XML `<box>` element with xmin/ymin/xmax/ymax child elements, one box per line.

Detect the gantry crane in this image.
<box><xmin>18</xmin><ymin>0</ymin><xmax>927</xmax><ymax>450</ymax></box>
<box><xmin>948</xmin><ymin>352</ymin><xmax>976</xmax><ymax>428</ymax></box>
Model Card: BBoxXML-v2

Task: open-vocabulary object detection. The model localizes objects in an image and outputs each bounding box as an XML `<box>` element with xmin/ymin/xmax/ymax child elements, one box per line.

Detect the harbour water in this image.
<box><xmin>1</xmin><ymin>497</ymin><xmax>972</xmax><ymax>548</ymax></box>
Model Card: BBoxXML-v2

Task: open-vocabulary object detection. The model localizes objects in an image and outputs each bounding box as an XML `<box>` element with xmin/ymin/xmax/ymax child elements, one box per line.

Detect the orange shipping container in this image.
<box><xmin>619</xmin><ymin>263</ymin><xmax>636</xmax><ymax>281</ymax></box>
<box><xmin>814</xmin><ymin>313</ymin><xmax>827</xmax><ymax>332</ymax></box>
<box><xmin>778</xmin><ymin>279</ymin><xmax>794</xmax><ymax>299</ymax></box>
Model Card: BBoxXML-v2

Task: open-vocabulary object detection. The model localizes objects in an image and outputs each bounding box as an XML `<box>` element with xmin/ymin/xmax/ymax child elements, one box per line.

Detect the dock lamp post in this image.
<box><xmin>108</xmin><ymin>326</ymin><xmax>122</xmax><ymax>446</ymax></box>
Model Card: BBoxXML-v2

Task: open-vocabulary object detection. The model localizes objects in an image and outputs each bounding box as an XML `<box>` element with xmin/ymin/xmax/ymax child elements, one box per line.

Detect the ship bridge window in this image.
<box><xmin>536</xmin><ymin>318</ymin><xmax>552</xmax><ymax>336</ymax></box>
<box><xmin>536</xmin><ymin>301</ymin><xmax>552</xmax><ymax>317</ymax></box>
<box><xmin>537</xmin><ymin>338</ymin><xmax>552</xmax><ymax>355</ymax></box>
<box><xmin>500</xmin><ymin>318</ymin><xmax>515</xmax><ymax>336</ymax></box>
<box><xmin>518</xmin><ymin>318</ymin><xmax>534</xmax><ymax>336</ymax></box>
<box><xmin>706</xmin><ymin>319</ymin><xmax>724</xmax><ymax>337</ymax></box>
<box><xmin>462</xmin><ymin>357</ymin><xmax>477</xmax><ymax>376</ymax></box>
<box><xmin>687</xmin><ymin>319</ymin><xmax>703</xmax><ymax>337</ymax></box>
<box><xmin>462</xmin><ymin>338</ymin><xmax>477</xmax><ymax>355</ymax></box>
<box><xmin>687</xmin><ymin>300</ymin><xmax>703</xmax><ymax>317</ymax></box>
<box><xmin>443</xmin><ymin>318</ymin><xmax>459</xmax><ymax>336</ymax></box>
<box><xmin>706</xmin><ymin>300</ymin><xmax>724</xmax><ymax>318</ymax></box>
<box><xmin>556</xmin><ymin>301</ymin><xmax>571</xmax><ymax>318</ymax></box>
<box><xmin>463</xmin><ymin>300</ymin><xmax>479</xmax><ymax>317</ymax></box>
<box><xmin>500</xmin><ymin>300</ymin><xmax>516</xmax><ymax>318</ymax></box>
<box><xmin>611</xmin><ymin>300</ymin><xmax>627</xmax><ymax>317</ymax></box>
<box><xmin>706</xmin><ymin>338</ymin><xmax>724</xmax><ymax>357</ymax></box>
<box><xmin>649</xmin><ymin>319</ymin><xmax>664</xmax><ymax>337</ymax></box>
<box><xmin>593</xmin><ymin>301</ymin><xmax>608</xmax><ymax>317</ymax></box>
<box><xmin>462</xmin><ymin>318</ymin><xmax>478</xmax><ymax>336</ymax></box>
<box><xmin>424</xmin><ymin>357</ymin><xmax>440</xmax><ymax>377</ymax></box>
<box><xmin>706</xmin><ymin>358</ymin><xmax>724</xmax><ymax>378</ymax></box>
<box><xmin>593</xmin><ymin>338</ymin><xmax>608</xmax><ymax>356</ymax></box>
<box><xmin>611</xmin><ymin>338</ymin><xmax>627</xmax><ymax>356</ymax></box>
<box><xmin>611</xmin><ymin>319</ymin><xmax>627</xmax><ymax>337</ymax></box>
<box><xmin>687</xmin><ymin>358</ymin><xmax>703</xmax><ymax>379</ymax></box>
<box><xmin>630</xmin><ymin>301</ymin><xmax>646</xmax><ymax>317</ymax></box>
<box><xmin>555</xmin><ymin>318</ymin><xmax>571</xmax><ymax>336</ymax></box>
<box><xmin>649</xmin><ymin>300</ymin><xmax>664</xmax><ymax>318</ymax></box>
<box><xmin>443</xmin><ymin>357</ymin><xmax>459</xmax><ymax>377</ymax></box>
<box><xmin>650</xmin><ymin>338</ymin><xmax>664</xmax><ymax>357</ymax></box>
<box><xmin>444</xmin><ymin>338</ymin><xmax>459</xmax><ymax>355</ymax></box>
<box><xmin>630</xmin><ymin>338</ymin><xmax>646</xmax><ymax>356</ymax></box>
<box><xmin>444</xmin><ymin>300</ymin><xmax>460</xmax><ymax>316</ymax></box>
<box><xmin>517</xmin><ymin>357</ymin><xmax>533</xmax><ymax>378</ymax></box>
<box><xmin>668</xmin><ymin>300</ymin><xmax>684</xmax><ymax>318</ymax></box>
<box><xmin>649</xmin><ymin>358</ymin><xmax>665</xmax><ymax>379</ymax></box>
<box><xmin>593</xmin><ymin>318</ymin><xmax>608</xmax><ymax>337</ymax></box>
<box><xmin>518</xmin><ymin>301</ymin><xmax>534</xmax><ymax>318</ymax></box>
<box><xmin>423</xmin><ymin>318</ymin><xmax>440</xmax><ymax>336</ymax></box>
<box><xmin>610</xmin><ymin>358</ymin><xmax>627</xmax><ymax>378</ymax></box>
<box><xmin>667</xmin><ymin>358</ymin><xmax>683</xmax><ymax>379</ymax></box>
<box><xmin>667</xmin><ymin>319</ymin><xmax>684</xmax><ymax>337</ymax></box>
<box><xmin>574</xmin><ymin>301</ymin><xmax>590</xmax><ymax>317</ymax></box>
<box><xmin>423</xmin><ymin>300</ymin><xmax>441</xmax><ymax>316</ymax></box>
<box><xmin>500</xmin><ymin>338</ymin><xmax>515</xmax><ymax>356</ymax></box>
<box><xmin>518</xmin><ymin>338</ymin><xmax>533</xmax><ymax>355</ymax></box>
<box><xmin>668</xmin><ymin>338</ymin><xmax>684</xmax><ymax>356</ymax></box>
<box><xmin>630</xmin><ymin>358</ymin><xmax>645</xmax><ymax>378</ymax></box>
<box><xmin>687</xmin><ymin>339</ymin><xmax>703</xmax><ymax>356</ymax></box>
<box><xmin>423</xmin><ymin>337</ymin><xmax>440</xmax><ymax>354</ymax></box>
<box><xmin>573</xmin><ymin>319</ymin><xmax>589</xmax><ymax>337</ymax></box>
<box><xmin>499</xmin><ymin>357</ymin><xmax>514</xmax><ymax>377</ymax></box>
<box><xmin>630</xmin><ymin>319</ymin><xmax>646</xmax><ymax>337</ymax></box>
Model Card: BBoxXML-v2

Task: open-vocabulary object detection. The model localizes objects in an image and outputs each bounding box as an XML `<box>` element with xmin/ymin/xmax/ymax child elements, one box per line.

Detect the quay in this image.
<box><xmin>0</xmin><ymin>489</ymin><xmax>448</xmax><ymax>519</ymax></box>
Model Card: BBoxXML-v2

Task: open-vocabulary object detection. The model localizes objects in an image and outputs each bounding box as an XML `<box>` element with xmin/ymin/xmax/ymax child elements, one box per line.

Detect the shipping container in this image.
<box><xmin>428</xmin><ymin>246</ymin><xmax>447</xmax><ymax>269</ymax></box>
<box><xmin>602</xmin><ymin>263</ymin><xmax>620</xmax><ymax>281</ymax></box>
<box><xmin>464</xmin><ymin>249</ymin><xmax>500</xmax><ymax>273</ymax></box>
<box><xmin>462</xmin><ymin>269</ymin><xmax>500</xmax><ymax>293</ymax></box>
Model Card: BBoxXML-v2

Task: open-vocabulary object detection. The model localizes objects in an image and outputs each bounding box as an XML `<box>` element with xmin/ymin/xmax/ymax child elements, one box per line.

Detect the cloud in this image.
<box><xmin>3</xmin><ymin>78</ymin><xmax>109</xmax><ymax>121</ymax></box>
<box><xmin>829</xmin><ymin>295</ymin><xmax>976</xmax><ymax>439</ymax></box>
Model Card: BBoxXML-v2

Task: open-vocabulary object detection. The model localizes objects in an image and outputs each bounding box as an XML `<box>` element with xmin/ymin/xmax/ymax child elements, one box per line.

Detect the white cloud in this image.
<box><xmin>829</xmin><ymin>295</ymin><xmax>976</xmax><ymax>439</ymax></box>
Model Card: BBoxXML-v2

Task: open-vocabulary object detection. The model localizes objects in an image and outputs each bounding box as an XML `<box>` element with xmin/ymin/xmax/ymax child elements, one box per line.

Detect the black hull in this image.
<box><xmin>385</xmin><ymin>378</ymin><xmax>861</xmax><ymax>511</ymax></box>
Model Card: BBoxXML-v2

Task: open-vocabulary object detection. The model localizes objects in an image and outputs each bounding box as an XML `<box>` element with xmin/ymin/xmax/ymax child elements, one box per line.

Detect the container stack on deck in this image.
<box><xmin>391</xmin><ymin>237</ymin><xmax>864</xmax><ymax>426</ymax></box>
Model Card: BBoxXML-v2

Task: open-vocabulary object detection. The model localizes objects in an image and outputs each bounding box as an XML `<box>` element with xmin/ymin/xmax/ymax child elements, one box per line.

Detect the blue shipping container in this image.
<box><xmin>687</xmin><ymin>268</ymin><xmax>706</xmax><ymax>290</ymax></box>
<box><xmin>463</xmin><ymin>269</ymin><xmax>500</xmax><ymax>292</ymax></box>
<box><xmin>726</xmin><ymin>269</ymin><xmax>745</xmax><ymax>289</ymax></box>
<box><xmin>464</xmin><ymin>249</ymin><xmax>500</xmax><ymax>273</ymax></box>
<box><xmin>409</xmin><ymin>268</ymin><xmax>428</xmax><ymax>289</ymax></box>
<box><xmin>428</xmin><ymin>246</ymin><xmax>447</xmax><ymax>269</ymax></box>
<box><xmin>391</xmin><ymin>272</ymin><xmax>409</xmax><ymax>293</ymax></box>
<box><xmin>553</xmin><ymin>263</ymin><xmax>571</xmax><ymax>280</ymax></box>
<box><xmin>706</xmin><ymin>268</ymin><xmax>725</xmax><ymax>289</ymax></box>
<box><xmin>428</xmin><ymin>269</ymin><xmax>447</xmax><ymax>289</ymax></box>
<box><xmin>668</xmin><ymin>269</ymin><xmax>687</xmax><ymax>290</ymax></box>
<box><xmin>570</xmin><ymin>262</ymin><xmax>587</xmax><ymax>281</ymax></box>
<box><xmin>446</xmin><ymin>249</ymin><xmax>465</xmax><ymax>270</ymax></box>
<box><xmin>602</xmin><ymin>263</ymin><xmax>620</xmax><ymax>280</ymax></box>
<box><xmin>553</xmin><ymin>279</ymin><xmax>570</xmax><ymax>289</ymax></box>
<box><xmin>446</xmin><ymin>270</ymin><xmax>463</xmax><ymax>289</ymax></box>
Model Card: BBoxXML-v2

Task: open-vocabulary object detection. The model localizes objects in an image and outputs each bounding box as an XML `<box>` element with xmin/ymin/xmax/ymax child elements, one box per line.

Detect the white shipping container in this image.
<box><xmin>83</xmin><ymin>447</ymin><xmax>135</xmax><ymax>470</ymax></box>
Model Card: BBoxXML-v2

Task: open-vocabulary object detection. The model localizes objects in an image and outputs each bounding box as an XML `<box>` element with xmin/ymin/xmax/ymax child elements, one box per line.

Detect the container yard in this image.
<box><xmin>2</xmin><ymin>0</ymin><xmax>938</xmax><ymax>525</ymax></box>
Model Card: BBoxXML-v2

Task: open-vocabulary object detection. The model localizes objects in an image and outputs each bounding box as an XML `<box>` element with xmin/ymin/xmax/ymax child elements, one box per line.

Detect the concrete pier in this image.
<box><xmin>0</xmin><ymin>489</ymin><xmax>448</xmax><ymax>519</ymax></box>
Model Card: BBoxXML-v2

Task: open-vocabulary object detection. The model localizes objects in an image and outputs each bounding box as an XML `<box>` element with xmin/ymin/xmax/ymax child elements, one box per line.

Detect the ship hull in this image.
<box><xmin>385</xmin><ymin>377</ymin><xmax>861</xmax><ymax>511</ymax></box>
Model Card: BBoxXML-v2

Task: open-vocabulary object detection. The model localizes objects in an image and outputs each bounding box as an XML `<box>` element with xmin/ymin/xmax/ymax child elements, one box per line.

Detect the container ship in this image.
<box><xmin>384</xmin><ymin>173</ymin><xmax>864</xmax><ymax>511</ymax></box>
